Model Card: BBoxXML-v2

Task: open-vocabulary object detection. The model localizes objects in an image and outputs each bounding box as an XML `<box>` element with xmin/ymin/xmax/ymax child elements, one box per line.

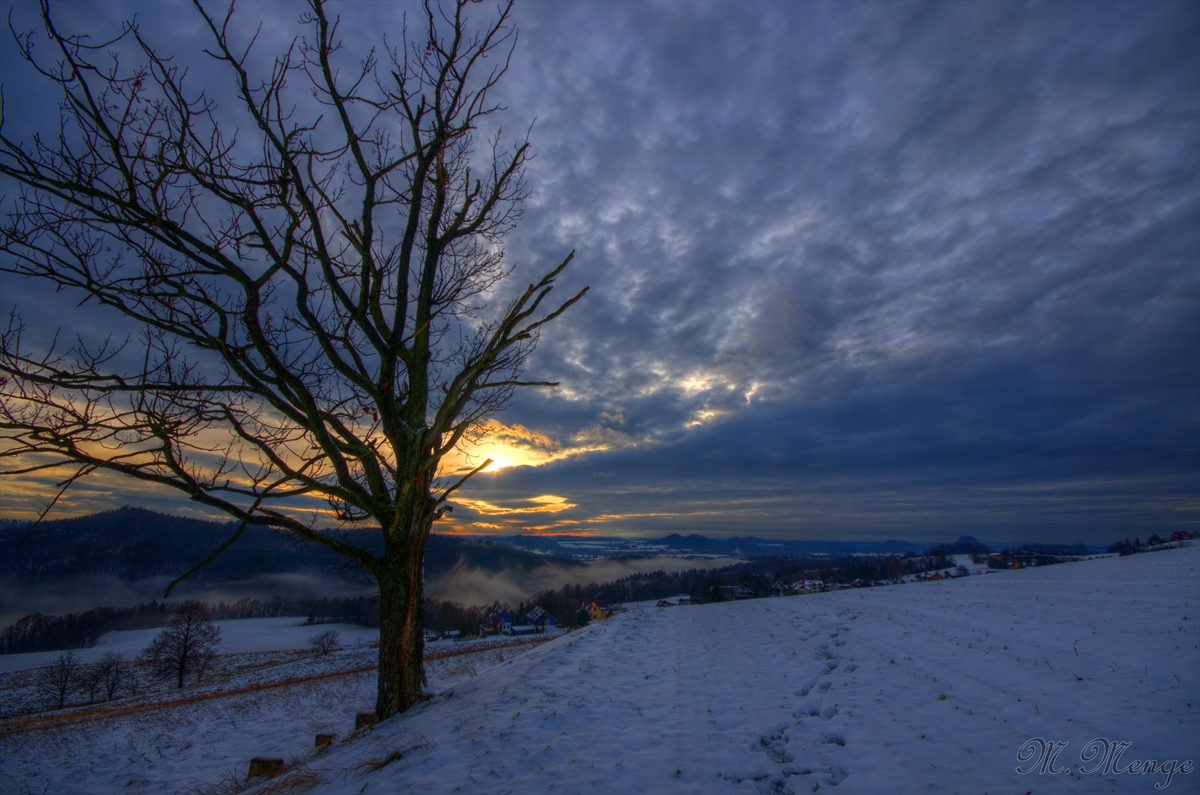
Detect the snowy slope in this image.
<box><xmin>0</xmin><ymin>634</ymin><xmax>547</xmax><ymax>794</ymax></box>
<box><xmin>285</xmin><ymin>546</ymin><xmax>1199</xmax><ymax>795</ymax></box>
<box><xmin>2</xmin><ymin>547</ymin><xmax>1196</xmax><ymax>794</ymax></box>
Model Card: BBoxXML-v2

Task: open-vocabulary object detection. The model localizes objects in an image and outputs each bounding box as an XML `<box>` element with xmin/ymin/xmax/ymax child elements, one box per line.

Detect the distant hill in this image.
<box><xmin>475</xmin><ymin>532</ymin><xmax>934</xmax><ymax>559</ymax></box>
<box><xmin>0</xmin><ymin>507</ymin><xmax>578</xmax><ymax>583</ymax></box>
<box><xmin>477</xmin><ymin>532</ymin><xmax>1104</xmax><ymax>559</ymax></box>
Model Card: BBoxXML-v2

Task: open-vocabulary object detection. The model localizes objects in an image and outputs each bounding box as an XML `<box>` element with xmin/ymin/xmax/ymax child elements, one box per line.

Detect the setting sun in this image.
<box><xmin>482</xmin><ymin>454</ymin><xmax>511</xmax><ymax>472</ymax></box>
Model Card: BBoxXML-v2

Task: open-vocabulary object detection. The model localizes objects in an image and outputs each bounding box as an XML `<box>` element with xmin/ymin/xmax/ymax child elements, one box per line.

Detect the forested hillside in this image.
<box><xmin>0</xmin><ymin>507</ymin><xmax>576</xmax><ymax>583</ymax></box>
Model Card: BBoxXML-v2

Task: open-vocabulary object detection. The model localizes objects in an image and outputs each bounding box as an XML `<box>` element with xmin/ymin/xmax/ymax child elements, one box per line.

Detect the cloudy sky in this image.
<box><xmin>2</xmin><ymin>1</ymin><xmax>1197</xmax><ymax>544</ymax></box>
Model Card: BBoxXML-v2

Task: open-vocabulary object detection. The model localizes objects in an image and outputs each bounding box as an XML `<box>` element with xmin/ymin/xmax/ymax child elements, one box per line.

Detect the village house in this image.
<box><xmin>720</xmin><ymin>585</ymin><xmax>755</xmax><ymax>600</ymax></box>
<box><xmin>503</xmin><ymin>624</ymin><xmax>538</xmax><ymax>636</ymax></box>
<box><xmin>525</xmin><ymin>607</ymin><xmax>557</xmax><ymax>633</ymax></box>
<box><xmin>582</xmin><ymin>599</ymin><xmax>613</xmax><ymax>621</ymax></box>
<box><xmin>479</xmin><ymin>603</ymin><xmax>512</xmax><ymax>636</ymax></box>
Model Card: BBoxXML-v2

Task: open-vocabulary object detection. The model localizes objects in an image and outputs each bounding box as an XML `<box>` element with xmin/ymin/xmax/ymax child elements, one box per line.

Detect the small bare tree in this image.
<box><xmin>37</xmin><ymin>650</ymin><xmax>79</xmax><ymax>709</ymax></box>
<box><xmin>96</xmin><ymin>650</ymin><xmax>130</xmax><ymax>701</ymax></box>
<box><xmin>142</xmin><ymin>600</ymin><xmax>221</xmax><ymax>689</ymax></box>
<box><xmin>0</xmin><ymin>0</ymin><xmax>585</xmax><ymax>719</ymax></box>
<box><xmin>79</xmin><ymin>660</ymin><xmax>103</xmax><ymax>704</ymax></box>
<box><xmin>308</xmin><ymin>629</ymin><xmax>341</xmax><ymax>656</ymax></box>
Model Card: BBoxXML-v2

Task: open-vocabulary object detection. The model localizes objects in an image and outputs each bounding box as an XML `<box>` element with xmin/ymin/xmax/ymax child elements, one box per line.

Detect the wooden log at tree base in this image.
<box><xmin>355</xmin><ymin>712</ymin><xmax>379</xmax><ymax>730</ymax></box>
<box><xmin>247</xmin><ymin>758</ymin><xmax>285</xmax><ymax>779</ymax></box>
<box><xmin>315</xmin><ymin>733</ymin><xmax>335</xmax><ymax>748</ymax></box>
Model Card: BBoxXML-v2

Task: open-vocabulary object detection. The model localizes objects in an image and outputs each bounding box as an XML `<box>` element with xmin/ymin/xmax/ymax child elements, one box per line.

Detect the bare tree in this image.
<box><xmin>80</xmin><ymin>652</ymin><xmax>130</xmax><ymax>703</ymax></box>
<box><xmin>0</xmin><ymin>0</ymin><xmax>584</xmax><ymax>718</ymax></box>
<box><xmin>79</xmin><ymin>660</ymin><xmax>103</xmax><ymax>704</ymax></box>
<box><xmin>308</xmin><ymin>629</ymin><xmax>341</xmax><ymax>656</ymax></box>
<box><xmin>96</xmin><ymin>650</ymin><xmax>130</xmax><ymax>701</ymax></box>
<box><xmin>37</xmin><ymin>650</ymin><xmax>78</xmax><ymax>709</ymax></box>
<box><xmin>142</xmin><ymin>600</ymin><xmax>221</xmax><ymax>689</ymax></box>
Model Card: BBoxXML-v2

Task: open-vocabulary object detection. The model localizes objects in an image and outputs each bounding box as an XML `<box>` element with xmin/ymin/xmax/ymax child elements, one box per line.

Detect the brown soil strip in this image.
<box><xmin>0</xmin><ymin>635</ymin><xmax>554</xmax><ymax>736</ymax></box>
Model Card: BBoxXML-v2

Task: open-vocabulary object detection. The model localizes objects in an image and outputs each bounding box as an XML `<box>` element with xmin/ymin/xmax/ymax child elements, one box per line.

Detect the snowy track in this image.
<box><xmin>292</xmin><ymin>547</ymin><xmax>1198</xmax><ymax>795</ymax></box>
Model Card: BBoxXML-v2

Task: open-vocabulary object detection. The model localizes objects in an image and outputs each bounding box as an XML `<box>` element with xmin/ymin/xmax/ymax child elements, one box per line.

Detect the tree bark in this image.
<box><xmin>375</xmin><ymin>518</ymin><xmax>431</xmax><ymax>718</ymax></box>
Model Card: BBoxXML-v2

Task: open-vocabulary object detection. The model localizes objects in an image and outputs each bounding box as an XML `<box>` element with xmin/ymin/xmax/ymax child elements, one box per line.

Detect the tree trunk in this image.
<box><xmin>374</xmin><ymin>525</ymin><xmax>430</xmax><ymax>720</ymax></box>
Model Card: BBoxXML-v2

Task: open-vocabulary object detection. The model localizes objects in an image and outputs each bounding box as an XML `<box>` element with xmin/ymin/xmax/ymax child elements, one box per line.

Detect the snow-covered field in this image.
<box><xmin>2</xmin><ymin>545</ymin><xmax>1197</xmax><ymax>794</ymax></box>
<box><xmin>0</xmin><ymin>627</ymin><xmax>553</xmax><ymax>794</ymax></box>
<box><xmin>0</xmin><ymin>618</ymin><xmax>381</xmax><ymax>674</ymax></box>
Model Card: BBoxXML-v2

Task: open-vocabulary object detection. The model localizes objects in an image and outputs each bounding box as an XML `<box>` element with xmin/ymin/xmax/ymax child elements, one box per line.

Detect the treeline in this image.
<box><xmin>1106</xmin><ymin>534</ymin><xmax>1189</xmax><ymax>556</ymax></box>
<box><xmin>0</xmin><ymin>603</ymin><xmax>179</xmax><ymax>655</ymax></box>
<box><xmin>732</xmin><ymin>551</ymin><xmax>955</xmax><ymax>587</ymax></box>
<box><xmin>212</xmin><ymin>595</ymin><xmax>380</xmax><ymax>625</ymax></box>
<box><xmin>514</xmin><ymin>551</ymin><xmax>958</xmax><ymax>621</ymax></box>
<box><xmin>1005</xmin><ymin>543</ymin><xmax>1090</xmax><ymax>556</ymax></box>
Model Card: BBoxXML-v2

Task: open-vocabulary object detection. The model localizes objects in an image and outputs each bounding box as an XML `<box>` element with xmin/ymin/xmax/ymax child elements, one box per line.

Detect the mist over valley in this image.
<box><xmin>1</xmin><ymin>508</ymin><xmax>744</xmax><ymax>625</ymax></box>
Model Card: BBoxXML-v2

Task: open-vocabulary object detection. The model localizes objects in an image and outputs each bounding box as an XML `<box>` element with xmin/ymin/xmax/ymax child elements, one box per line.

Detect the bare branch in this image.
<box><xmin>0</xmin><ymin>0</ymin><xmax>583</xmax><ymax>720</ymax></box>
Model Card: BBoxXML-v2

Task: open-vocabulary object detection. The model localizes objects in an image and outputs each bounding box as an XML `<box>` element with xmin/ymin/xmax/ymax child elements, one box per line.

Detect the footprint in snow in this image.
<box><xmin>782</xmin><ymin>764</ymin><xmax>850</xmax><ymax>788</ymax></box>
<box><xmin>796</xmin><ymin>677</ymin><xmax>820</xmax><ymax>697</ymax></box>
<box><xmin>821</xmin><ymin>731</ymin><xmax>846</xmax><ymax>746</ymax></box>
<box><xmin>755</xmin><ymin>725</ymin><xmax>794</xmax><ymax>765</ymax></box>
<box><xmin>822</xmin><ymin>660</ymin><xmax>840</xmax><ymax>674</ymax></box>
<box><xmin>817</xmin><ymin>680</ymin><xmax>832</xmax><ymax>693</ymax></box>
<box><xmin>844</xmin><ymin>663</ymin><xmax>858</xmax><ymax>672</ymax></box>
<box><xmin>794</xmin><ymin>698</ymin><xmax>823</xmax><ymax>718</ymax></box>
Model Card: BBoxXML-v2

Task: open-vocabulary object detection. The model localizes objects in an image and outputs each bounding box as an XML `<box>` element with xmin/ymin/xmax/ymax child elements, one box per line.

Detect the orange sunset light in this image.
<box><xmin>439</xmin><ymin>418</ymin><xmax>637</xmax><ymax>477</ymax></box>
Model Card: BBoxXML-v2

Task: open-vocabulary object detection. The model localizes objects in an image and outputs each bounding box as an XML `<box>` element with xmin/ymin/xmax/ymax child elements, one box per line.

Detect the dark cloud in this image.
<box><xmin>2</xmin><ymin>1</ymin><xmax>1196</xmax><ymax>544</ymax></box>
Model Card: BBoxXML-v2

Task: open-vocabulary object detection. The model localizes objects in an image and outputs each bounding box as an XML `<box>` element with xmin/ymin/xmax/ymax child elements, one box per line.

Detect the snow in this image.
<box><xmin>2</xmin><ymin>546</ymin><xmax>1197</xmax><ymax>794</ymax></box>
<box><xmin>0</xmin><ymin>632</ymin><xmax>549</xmax><ymax>794</ymax></box>
<box><xmin>294</xmin><ymin>545</ymin><xmax>1200</xmax><ymax>794</ymax></box>
<box><xmin>0</xmin><ymin>618</ymin><xmax>380</xmax><ymax>673</ymax></box>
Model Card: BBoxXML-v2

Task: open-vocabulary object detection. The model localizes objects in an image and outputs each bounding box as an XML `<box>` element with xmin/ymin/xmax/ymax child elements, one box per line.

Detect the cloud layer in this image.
<box><xmin>2</xmin><ymin>1</ymin><xmax>1196</xmax><ymax>544</ymax></box>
